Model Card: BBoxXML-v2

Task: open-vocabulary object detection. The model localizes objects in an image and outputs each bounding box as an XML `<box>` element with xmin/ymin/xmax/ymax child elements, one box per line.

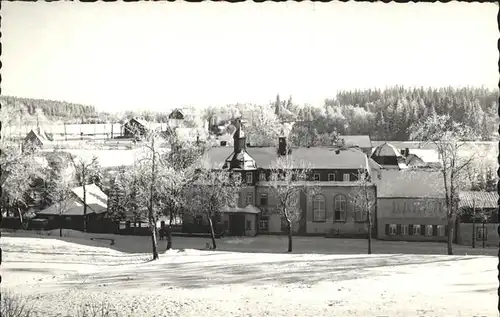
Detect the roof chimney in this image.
<box><xmin>233</xmin><ymin>117</ymin><xmax>246</xmax><ymax>153</ymax></box>
<box><xmin>278</xmin><ymin>128</ymin><xmax>290</xmax><ymax>156</ymax></box>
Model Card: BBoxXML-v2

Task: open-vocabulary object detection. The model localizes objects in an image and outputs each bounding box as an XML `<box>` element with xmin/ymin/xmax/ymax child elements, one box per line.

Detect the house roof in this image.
<box><xmin>374</xmin><ymin>170</ymin><xmax>445</xmax><ymax>198</ymax></box>
<box><xmin>341</xmin><ymin>135</ymin><xmax>372</xmax><ymax>149</ymax></box>
<box><xmin>37</xmin><ymin>184</ymin><xmax>108</xmax><ymax>216</ymax></box>
<box><xmin>371</xmin><ymin>142</ymin><xmax>402</xmax><ymax>157</ymax></box>
<box><xmin>459</xmin><ymin>191</ymin><xmax>499</xmax><ymax>209</ymax></box>
<box><xmin>25</xmin><ymin>130</ymin><xmax>54</xmax><ymax>146</ymax></box>
<box><xmin>71</xmin><ymin>184</ymin><xmax>108</xmax><ymax>214</ymax></box>
<box><xmin>205</xmin><ymin>146</ymin><xmax>370</xmax><ymax>169</ymax></box>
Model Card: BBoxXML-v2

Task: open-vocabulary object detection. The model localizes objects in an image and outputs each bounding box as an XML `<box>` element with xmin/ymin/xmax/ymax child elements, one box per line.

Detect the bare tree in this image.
<box><xmin>409</xmin><ymin>114</ymin><xmax>478</xmax><ymax>255</ymax></box>
<box><xmin>349</xmin><ymin>169</ymin><xmax>376</xmax><ymax>254</ymax></box>
<box><xmin>72</xmin><ymin>156</ymin><xmax>100</xmax><ymax>232</ymax></box>
<box><xmin>47</xmin><ymin>170</ymin><xmax>74</xmax><ymax>237</ymax></box>
<box><xmin>190</xmin><ymin>168</ymin><xmax>242</xmax><ymax>250</ymax></box>
<box><xmin>267</xmin><ymin>155</ymin><xmax>319</xmax><ymax>252</ymax></box>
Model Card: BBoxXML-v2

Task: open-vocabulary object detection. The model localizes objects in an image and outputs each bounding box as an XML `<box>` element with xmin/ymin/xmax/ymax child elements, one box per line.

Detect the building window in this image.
<box><xmin>328</xmin><ymin>173</ymin><xmax>336</xmax><ymax>181</ymax></box>
<box><xmin>313</xmin><ymin>173</ymin><xmax>320</xmax><ymax>181</ymax></box>
<box><xmin>246</xmin><ymin>172</ymin><xmax>253</xmax><ymax>184</ymax></box>
<box><xmin>425</xmin><ymin>225</ymin><xmax>433</xmax><ymax>236</ymax></box>
<box><xmin>246</xmin><ymin>220</ymin><xmax>252</xmax><ymax>231</ymax></box>
<box><xmin>437</xmin><ymin>225</ymin><xmax>445</xmax><ymax>237</ymax></box>
<box><xmin>260</xmin><ymin>193</ymin><xmax>268</xmax><ymax>206</ymax></box>
<box><xmin>233</xmin><ymin>173</ymin><xmax>242</xmax><ymax>183</ymax></box>
<box><xmin>334</xmin><ymin>195</ymin><xmax>347</xmax><ymax>221</ymax></box>
<box><xmin>312</xmin><ymin>195</ymin><xmax>326</xmax><ymax>221</ymax></box>
<box><xmin>412</xmin><ymin>224</ymin><xmax>421</xmax><ymax>235</ymax></box>
<box><xmin>343</xmin><ymin>173</ymin><xmax>350</xmax><ymax>182</ymax></box>
<box><xmin>259</xmin><ymin>217</ymin><xmax>269</xmax><ymax>231</ymax></box>
<box><xmin>401</xmin><ymin>224</ymin><xmax>409</xmax><ymax>235</ymax></box>
<box><xmin>246</xmin><ymin>192</ymin><xmax>254</xmax><ymax>206</ymax></box>
<box><xmin>259</xmin><ymin>172</ymin><xmax>266</xmax><ymax>181</ymax></box>
<box><xmin>387</xmin><ymin>224</ymin><xmax>397</xmax><ymax>236</ymax></box>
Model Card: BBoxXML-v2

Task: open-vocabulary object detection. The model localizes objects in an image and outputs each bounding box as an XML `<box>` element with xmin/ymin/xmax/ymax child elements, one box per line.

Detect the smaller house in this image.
<box><xmin>374</xmin><ymin>170</ymin><xmax>448</xmax><ymax>241</ymax></box>
<box><xmin>456</xmin><ymin>191</ymin><xmax>499</xmax><ymax>247</ymax></box>
<box><xmin>24</xmin><ymin>129</ymin><xmax>54</xmax><ymax>150</ymax></box>
<box><xmin>36</xmin><ymin>184</ymin><xmax>109</xmax><ymax>232</ymax></box>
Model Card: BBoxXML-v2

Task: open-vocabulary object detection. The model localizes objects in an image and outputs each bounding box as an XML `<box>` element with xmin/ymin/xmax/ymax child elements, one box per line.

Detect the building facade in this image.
<box><xmin>374</xmin><ymin>170</ymin><xmax>449</xmax><ymax>242</ymax></box>
<box><xmin>186</xmin><ymin>118</ymin><xmax>379</xmax><ymax>237</ymax></box>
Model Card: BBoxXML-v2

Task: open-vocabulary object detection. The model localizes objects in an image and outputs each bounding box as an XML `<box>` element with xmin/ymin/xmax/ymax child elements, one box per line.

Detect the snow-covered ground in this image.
<box><xmin>1</xmin><ymin>230</ymin><xmax>498</xmax><ymax>317</ymax></box>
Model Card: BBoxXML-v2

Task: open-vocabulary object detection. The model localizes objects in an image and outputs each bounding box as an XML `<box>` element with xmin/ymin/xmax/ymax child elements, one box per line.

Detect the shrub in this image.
<box><xmin>1</xmin><ymin>291</ymin><xmax>34</xmax><ymax>317</ymax></box>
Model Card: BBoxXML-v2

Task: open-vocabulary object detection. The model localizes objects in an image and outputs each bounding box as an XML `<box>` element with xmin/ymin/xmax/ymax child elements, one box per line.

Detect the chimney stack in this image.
<box><xmin>233</xmin><ymin>117</ymin><xmax>246</xmax><ymax>153</ymax></box>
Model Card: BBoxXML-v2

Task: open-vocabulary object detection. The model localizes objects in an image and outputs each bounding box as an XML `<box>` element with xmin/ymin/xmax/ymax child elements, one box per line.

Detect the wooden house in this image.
<box><xmin>23</xmin><ymin>129</ymin><xmax>54</xmax><ymax>150</ymax></box>
<box><xmin>456</xmin><ymin>191</ymin><xmax>499</xmax><ymax>247</ymax></box>
<box><xmin>36</xmin><ymin>184</ymin><xmax>109</xmax><ymax>232</ymax></box>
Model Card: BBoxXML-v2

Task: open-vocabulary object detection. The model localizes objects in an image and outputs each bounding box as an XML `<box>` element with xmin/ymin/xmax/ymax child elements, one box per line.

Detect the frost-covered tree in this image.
<box><xmin>409</xmin><ymin>114</ymin><xmax>478</xmax><ymax>255</ymax></box>
<box><xmin>349</xmin><ymin>169</ymin><xmax>376</xmax><ymax>254</ymax></box>
<box><xmin>72</xmin><ymin>156</ymin><xmax>101</xmax><ymax>232</ymax></box>
<box><xmin>268</xmin><ymin>155</ymin><xmax>319</xmax><ymax>252</ymax></box>
<box><xmin>189</xmin><ymin>168</ymin><xmax>242</xmax><ymax>250</ymax></box>
<box><xmin>0</xmin><ymin>142</ymin><xmax>45</xmax><ymax>223</ymax></box>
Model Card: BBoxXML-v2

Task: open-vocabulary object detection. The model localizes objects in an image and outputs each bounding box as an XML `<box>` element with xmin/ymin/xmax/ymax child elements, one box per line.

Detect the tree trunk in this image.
<box><xmin>17</xmin><ymin>207</ymin><xmax>23</xmax><ymax>226</ymax></box>
<box><xmin>447</xmin><ymin>215</ymin><xmax>454</xmax><ymax>255</ymax></box>
<box><xmin>150</xmin><ymin>223</ymin><xmax>159</xmax><ymax>260</ymax></box>
<box><xmin>472</xmin><ymin>206</ymin><xmax>476</xmax><ymax>248</ymax></box>
<box><xmin>367</xmin><ymin>211</ymin><xmax>372</xmax><ymax>255</ymax></box>
<box><xmin>59</xmin><ymin>214</ymin><xmax>63</xmax><ymax>237</ymax></box>
<box><xmin>208</xmin><ymin>216</ymin><xmax>217</xmax><ymax>250</ymax></box>
<box><xmin>482</xmin><ymin>221</ymin><xmax>485</xmax><ymax>249</ymax></box>
<box><xmin>287</xmin><ymin>221</ymin><xmax>293</xmax><ymax>253</ymax></box>
<box><xmin>83</xmin><ymin>181</ymin><xmax>87</xmax><ymax>233</ymax></box>
<box><xmin>166</xmin><ymin>211</ymin><xmax>174</xmax><ymax>250</ymax></box>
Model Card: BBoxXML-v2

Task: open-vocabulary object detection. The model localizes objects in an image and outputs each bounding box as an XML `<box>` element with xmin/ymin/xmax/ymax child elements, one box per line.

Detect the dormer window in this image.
<box><xmin>313</xmin><ymin>173</ymin><xmax>320</xmax><ymax>181</ymax></box>
<box><xmin>246</xmin><ymin>172</ymin><xmax>253</xmax><ymax>184</ymax></box>
<box><xmin>259</xmin><ymin>172</ymin><xmax>266</xmax><ymax>181</ymax></box>
<box><xmin>328</xmin><ymin>173</ymin><xmax>335</xmax><ymax>181</ymax></box>
<box><xmin>343</xmin><ymin>173</ymin><xmax>350</xmax><ymax>182</ymax></box>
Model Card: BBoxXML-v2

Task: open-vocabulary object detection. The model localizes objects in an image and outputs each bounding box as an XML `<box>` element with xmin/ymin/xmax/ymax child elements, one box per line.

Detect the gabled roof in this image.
<box><xmin>71</xmin><ymin>184</ymin><xmax>108</xmax><ymax>214</ymax></box>
<box><xmin>374</xmin><ymin>170</ymin><xmax>445</xmax><ymax>198</ymax></box>
<box><xmin>459</xmin><ymin>191</ymin><xmax>499</xmax><ymax>209</ymax></box>
<box><xmin>25</xmin><ymin>129</ymin><xmax>54</xmax><ymax>146</ymax></box>
<box><xmin>205</xmin><ymin>146</ymin><xmax>370</xmax><ymax>170</ymax></box>
<box><xmin>341</xmin><ymin>135</ymin><xmax>372</xmax><ymax>149</ymax></box>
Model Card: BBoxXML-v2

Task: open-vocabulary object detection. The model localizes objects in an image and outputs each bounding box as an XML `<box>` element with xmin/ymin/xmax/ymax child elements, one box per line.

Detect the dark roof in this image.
<box><xmin>204</xmin><ymin>146</ymin><xmax>370</xmax><ymax>169</ymax></box>
<box><xmin>374</xmin><ymin>170</ymin><xmax>445</xmax><ymax>198</ymax></box>
<box><xmin>459</xmin><ymin>191</ymin><xmax>499</xmax><ymax>209</ymax></box>
<box><xmin>341</xmin><ymin>135</ymin><xmax>372</xmax><ymax>149</ymax></box>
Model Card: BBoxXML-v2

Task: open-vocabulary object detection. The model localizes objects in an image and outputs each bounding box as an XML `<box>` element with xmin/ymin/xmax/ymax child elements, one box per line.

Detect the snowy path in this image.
<box><xmin>1</xmin><ymin>231</ymin><xmax>498</xmax><ymax>317</ymax></box>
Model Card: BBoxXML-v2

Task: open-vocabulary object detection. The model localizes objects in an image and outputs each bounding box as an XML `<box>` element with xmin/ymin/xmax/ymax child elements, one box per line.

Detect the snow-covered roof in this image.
<box><xmin>37</xmin><ymin>198</ymin><xmax>106</xmax><ymax>216</ymax></box>
<box><xmin>372</xmin><ymin>142</ymin><xmax>402</xmax><ymax>157</ymax></box>
<box><xmin>37</xmin><ymin>184</ymin><xmax>108</xmax><ymax>216</ymax></box>
<box><xmin>71</xmin><ymin>184</ymin><xmax>108</xmax><ymax>214</ymax></box>
<box><xmin>374</xmin><ymin>170</ymin><xmax>445</xmax><ymax>199</ymax></box>
<box><xmin>341</xmin><ymin>135</ymin><xmax>372</xmax><ymax>149</ymax></box>
<box><xmin>220</xmin><ymin>204</ymin><xmax>261</xmax><ymax>214</ymax></box>
<box><xmin>459</xmin><ymin>191</ymin><xmax>499</xmax><ymax>209</ymax></box>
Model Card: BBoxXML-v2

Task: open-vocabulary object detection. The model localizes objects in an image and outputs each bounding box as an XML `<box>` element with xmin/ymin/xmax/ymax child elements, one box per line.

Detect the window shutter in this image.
<box><xmin>396</xmin><ymin>224</ymin><xmax>402</xmax><ymax>235</ymax></box>
<box><xmin>432</xmin><ymin>225</ymin><xmax>438</xmax><ymax>236</ymax></box>
<box><xmin>409</xmin><ymin>224</ymin><xmax>413</xmax><ymax>235</ymax></box>
<box><xmin>420</xmin><ymin>225</ymin><xmax>425</xmax><ymax>236</ymax></box>
<box><xmin>385</xmin><ymin>224</ymin><xmax>390</xmax><ymax>235</ymax></box>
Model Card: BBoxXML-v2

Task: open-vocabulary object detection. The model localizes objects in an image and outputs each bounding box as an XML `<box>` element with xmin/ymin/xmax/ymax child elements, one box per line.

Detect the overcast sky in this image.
<box><xmin>3</xmin><ymin>2</ymin><xmax>498</xmax><ymax>112</ymax></box>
